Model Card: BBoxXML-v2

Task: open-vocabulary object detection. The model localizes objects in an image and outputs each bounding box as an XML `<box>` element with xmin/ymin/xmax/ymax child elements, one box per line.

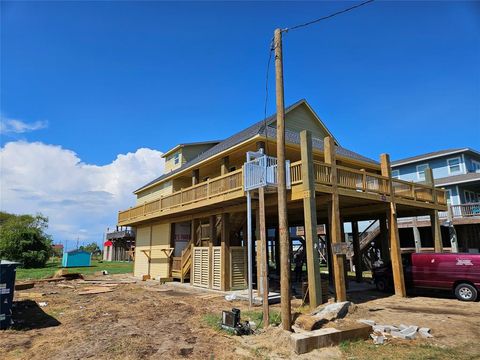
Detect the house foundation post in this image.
<box><xmin>324</xmin><ymin>136</ymin><xmax>347</xmax><ymax>302</ymax></box>
<box><xmin>300</xmin><ymin>130</ymin><xmax>322</xmax><ymax>308</ymax></box>
<box><xmin>425</xmin><ymin>168</ymin><xmax>442</xmax><ymax>252</ymax></box>
<box><xmin>221</xmin><ymin>213</ymin><xmax>230</xmax><ymax>291</ymax></box>
<box><xmin>380</xmin><ymin>154</ymin><xmax>406</xmax><ymax>297</ymax></box>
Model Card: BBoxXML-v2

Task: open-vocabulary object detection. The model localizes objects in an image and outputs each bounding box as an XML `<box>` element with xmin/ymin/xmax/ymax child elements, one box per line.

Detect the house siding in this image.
<box><xmin>393</xmin><ymin>156</ymin><xmax>466</xmax><ymax>182</ymax></box>
<box><xmin>134</xmin><ymin>226</ymin><xmax>151</xmax><ymax>277</ymax></box>
<box><xmin>149</xmin><ymin>223</ymin><xmax>171</xmax><ymax>279</ymax></box>
<box><xmin>136</xmin><ymin>181</ymin><xmax>173</xmax><ymax>205</ymax></box>
<box><xmin>270</xmin><ymin>103</ymin><xmax>331</xmax><ymax>141</ymax></box>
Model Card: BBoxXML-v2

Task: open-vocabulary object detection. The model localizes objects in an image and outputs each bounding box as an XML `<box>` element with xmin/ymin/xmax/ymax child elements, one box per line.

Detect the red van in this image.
<box><xmin>373</xmin><ymin>252</ymin><xmax>480</xmax><ymax>301</ymax></box>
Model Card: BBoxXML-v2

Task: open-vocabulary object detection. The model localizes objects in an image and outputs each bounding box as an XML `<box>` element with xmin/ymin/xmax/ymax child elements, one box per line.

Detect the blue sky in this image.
<box><xmin>3</xmin><ymin>1</ymin><xmax>479</xmax><ymax>162</ymax></box>
<box><xmin>1</xmin><ymin>1</ymin><xmax>479</xmax><ymax>245</ymax></box>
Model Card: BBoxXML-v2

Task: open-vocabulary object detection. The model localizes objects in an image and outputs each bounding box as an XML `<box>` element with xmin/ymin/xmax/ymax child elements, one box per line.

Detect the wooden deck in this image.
<box><xmin>118</xmin><ymin>162</ymin><xmax>447</xmax><ymax>226</ymax></box>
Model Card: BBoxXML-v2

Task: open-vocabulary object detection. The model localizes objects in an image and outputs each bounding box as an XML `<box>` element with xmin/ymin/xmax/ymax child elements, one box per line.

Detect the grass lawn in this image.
<box><xmin>339</xmin><ymin>340</ymin><xmax>474</xmax><ymax>360</ymax></box>
<box><xmin>15</xmin><ymin>259</ymin><xmax>133</xmax><ymax>280</ymax></box>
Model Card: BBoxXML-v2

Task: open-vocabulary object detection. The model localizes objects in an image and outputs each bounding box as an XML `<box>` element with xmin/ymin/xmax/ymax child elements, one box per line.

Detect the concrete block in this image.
<box><xmin>371</xmin><ymin>334</ymin><xmax>385</xmax><ymax>344</ymax></box>
<box><xmin>382</xmin><ymin>325</ymin><xmax>399</xmax><ymax>333</ymax></box>
<box><xmin>419</xmin><ymin>328</ymin><xmax>433</xmax><ymax>338</ymax></box>
<box><xmin>391</xmin><ymin>327</ymin><xmax>417</xmax><ymax>340</ymax></box>
<box><xmin>373</xmin><ymin>325</ymin><xmax>385</xmax><ymax>333</ymax></box>
<box><xmin>291</xmin><ymin>324</ymin><xmax>372</xmax><ymax>354</ymax></box>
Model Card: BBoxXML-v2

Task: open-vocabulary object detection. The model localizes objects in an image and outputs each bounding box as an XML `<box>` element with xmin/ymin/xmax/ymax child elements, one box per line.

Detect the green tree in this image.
<box><xmin>0</xmin><ymin>211</ymin><xmax>53</xmax><ymax>268</ymax></box>
<box><xmin>80</xmin><ymin>242</ymin><xmax>101</xmax><ymax>256</ymax></box>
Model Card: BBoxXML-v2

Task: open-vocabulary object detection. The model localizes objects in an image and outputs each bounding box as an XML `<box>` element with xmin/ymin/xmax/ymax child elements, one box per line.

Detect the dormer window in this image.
<box><xmin>174</xmin><ymin>153</ymin><xmax>180</xmax><ymax>165</ymax></box>
<box><xmin>447</xmin><ymin>157</ymin><xmax>461</xmax><ymax>174</ymax></box>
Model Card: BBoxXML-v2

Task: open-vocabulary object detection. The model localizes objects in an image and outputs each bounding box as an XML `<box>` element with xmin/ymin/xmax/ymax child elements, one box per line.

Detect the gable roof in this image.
<box><xmin>162</xmin><ymin>140</ymin><xmax>222</xmax><ymax>158</ymax></box>
<box><xmin>134</xmin><ymin>99</ymin><xmax>377</xmax><ymax>194</ymax></box>
<box><xmin>392</xmin><ymin>148</ymin><xmax>480</xmax><ymax>167</ymax></box>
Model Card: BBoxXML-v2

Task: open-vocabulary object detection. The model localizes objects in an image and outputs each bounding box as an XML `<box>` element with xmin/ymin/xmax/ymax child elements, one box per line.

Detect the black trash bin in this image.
<box><xmin>1</xmin><ymin>260</ymin><xmax>20</xmax><ymax>330</ymax></box>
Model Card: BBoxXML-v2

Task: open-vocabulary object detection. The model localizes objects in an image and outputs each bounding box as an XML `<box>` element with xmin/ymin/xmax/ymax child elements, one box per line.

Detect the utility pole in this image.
<box><xmin>259</xmin><ymin>186</ymin><xmax>269</xmax><ymax>327</ymax></box>
<box><xmin>274</xmin><ymin>28</ymin><xmax>291</xmax><ymax>331</ymax></box>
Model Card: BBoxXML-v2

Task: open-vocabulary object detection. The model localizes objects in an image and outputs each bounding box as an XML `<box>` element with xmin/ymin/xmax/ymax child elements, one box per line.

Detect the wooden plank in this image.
<box><xmin>300</xmin><ymin>130</ymin><xmax>322</xmax><ymax>308</ymax></box>
<box><xmin>380</xmin><ymin>153</ymin><xmax>406</xmax><ymax>297</ymax></box>
<box><xmin>324</xmin><ymin>136</ymin><xmax>346</xmax><ymax>302</ymax></box>
<box><xmin>425</xmin><ymin>168</ymin><xmax>443</xmax><ymax>252</ymax></box>
<box><xmin>221</xmin><ymin>213</ymin><xmax>230</xmax><ymax>291</ymax></box>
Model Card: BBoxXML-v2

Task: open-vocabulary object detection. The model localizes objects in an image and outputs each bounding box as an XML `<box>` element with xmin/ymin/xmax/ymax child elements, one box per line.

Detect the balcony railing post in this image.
<box><xmin>361</xmin><ymin>169</ymin><xmax>367</xmax><ymax>192</ymax></box>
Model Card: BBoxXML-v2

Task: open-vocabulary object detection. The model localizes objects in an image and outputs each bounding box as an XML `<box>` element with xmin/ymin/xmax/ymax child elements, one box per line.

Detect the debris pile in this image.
<box><xmin>294</xmin><ymin>301</ymin><xmax>355</xmax><ymax>331</ymax></box>
<box><xmin>358</xmin><ymin>319</ymin><xmax>433</xmax><ymax>344</ymax></box>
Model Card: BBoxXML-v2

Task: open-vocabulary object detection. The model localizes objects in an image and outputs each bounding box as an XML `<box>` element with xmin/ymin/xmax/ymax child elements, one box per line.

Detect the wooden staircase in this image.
<box><xmin>171</xmin><ymin>241</ymin><xmax>193</xmax><ymax>282</ymax></box>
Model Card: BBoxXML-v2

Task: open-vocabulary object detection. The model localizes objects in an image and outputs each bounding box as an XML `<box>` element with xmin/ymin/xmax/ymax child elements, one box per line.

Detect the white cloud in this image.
<box><xmin>0</xmin><ymin>116</ymin><xmax>48</xmax><ymax>134</ymax></box>
<box><xmin>0</xmin><ymin>141</ymin><xmax>165</xmax><ymax>247</ymax></box>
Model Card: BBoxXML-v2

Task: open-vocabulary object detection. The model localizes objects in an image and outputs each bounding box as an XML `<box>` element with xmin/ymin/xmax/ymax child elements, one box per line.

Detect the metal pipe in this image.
<box><xmin>247</xmin><ymin>189</ymin><xmax>253</xmax><ymax>307</ymax></box>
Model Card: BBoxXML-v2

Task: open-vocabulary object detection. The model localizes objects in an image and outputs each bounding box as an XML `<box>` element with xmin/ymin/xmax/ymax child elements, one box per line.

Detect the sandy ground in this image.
<box><xmin>1</xmin><ymin>275</ymin><xmax>479</xmax><ymax>360</ymax></box>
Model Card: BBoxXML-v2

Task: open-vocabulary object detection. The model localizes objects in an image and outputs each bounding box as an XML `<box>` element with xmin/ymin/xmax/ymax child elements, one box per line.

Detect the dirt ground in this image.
<box><xmin>1</xmin><ymin>275</ymin><xmax>479</xmax><ymax>360</ymax></box>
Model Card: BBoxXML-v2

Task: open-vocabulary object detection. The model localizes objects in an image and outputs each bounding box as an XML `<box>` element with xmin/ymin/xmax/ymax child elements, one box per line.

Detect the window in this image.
<box><xmin>416</xmin><ymin>164</ymin><xmax>429</xmax><ymax>181</ymax></box>
<box><xmin>472</xmin><ymin>160</ymin><xmax>480</xmax><ymax>173</ymax></box>
<box><xmin>465</xmin><ymin>190</ymin><xmax>478</xmax><ymax>203</ymax></box>
<box><xmin>173</xmin><ymin>153</ymin><xmax>180</xmax><ymax>165</ymax></box>
<box><xmin>447</xmin><ymin>157</ymin><xmax>462</xmax><ymax>174</ymax></box>
<box><xmin>391</xmin><ymin>169</ymin><xmax>400</xmax><ymax>179</ymax></box>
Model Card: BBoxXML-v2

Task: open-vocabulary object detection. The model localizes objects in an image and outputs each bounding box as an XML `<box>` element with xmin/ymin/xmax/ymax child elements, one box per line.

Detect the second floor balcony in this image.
<box><xmin>118</xmin><ymin>161</ymin><xmax>447</xmax><ymax>226</ymax></box>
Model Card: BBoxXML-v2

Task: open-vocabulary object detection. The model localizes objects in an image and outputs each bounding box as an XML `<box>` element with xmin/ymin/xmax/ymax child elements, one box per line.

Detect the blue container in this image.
<box><xmin>1</xmin><ymin>260</ymin><xmax>20</xmax><ymax>330</ymax></box>
<box><xmin>62</xmin><ymin>250</ymin><xmax>91</xmax><ymax>268</ymax></box>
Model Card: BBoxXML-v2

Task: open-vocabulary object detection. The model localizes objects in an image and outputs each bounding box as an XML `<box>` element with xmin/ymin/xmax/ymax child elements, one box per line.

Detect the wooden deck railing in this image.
<box><xmin>451</xmin><ymin>203</ymin><xmax>480</xmax><ymax>217</ymax></box>
<box><xmin>118</xmin><ymin>161</ymin><xmax>446</xmax><ymax>224</ymax></box>
<box><xmin>289</xmin><ymin>161</ymin><xmax>446</xmax><ymax>205</ymax></box>
<box><xmin>118</xmin><ymin>169</ymin><xmax>243</xmax><ymax>223</ymax></box>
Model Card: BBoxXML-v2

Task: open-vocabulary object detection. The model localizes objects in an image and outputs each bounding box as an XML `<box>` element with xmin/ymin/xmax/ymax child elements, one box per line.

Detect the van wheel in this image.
<box><xmin>376</xmin><ymin>278</ymin><xmax>388</xmax><ymax>292</ymax></box>
<box><xmin>454</xmin><ymin>283</ymin><xmax>478</xmax><ymax>302</ymax></box>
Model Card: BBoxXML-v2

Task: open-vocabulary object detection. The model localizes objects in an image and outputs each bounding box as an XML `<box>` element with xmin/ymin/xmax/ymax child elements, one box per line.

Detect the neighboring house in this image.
<box><xmin>51</xmin><ymin>244</ymin><xmax>64</xmax><ymax>258</ymax></box>
<box><xmin>392</xmin><ymin>148</ymin><xmax>480</xmax><ymax>251</ymax></box>
<box><xmin>116</xmin><ymin>99</ymin><xmax>447</xmax><ymax>295</ymax></box>
<box><xmin>103</xmin><ymin>227</ymin><xmax>135</xmax><ymax>261</ymax></box>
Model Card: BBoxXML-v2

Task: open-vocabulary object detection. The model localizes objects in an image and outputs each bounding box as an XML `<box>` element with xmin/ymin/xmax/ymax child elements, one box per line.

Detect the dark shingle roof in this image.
<box><xmin>135</xmin><ymin>100</ymin><xmax>377</xmax><ymax>193</ymax></box>
<box><xmin>391</xmin><ymin>148</ymin><xmax>473</xmax><ymax>166</ymax></box>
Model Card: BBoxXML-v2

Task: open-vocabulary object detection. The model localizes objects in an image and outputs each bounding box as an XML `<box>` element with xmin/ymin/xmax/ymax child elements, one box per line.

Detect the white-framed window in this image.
<box><xmin>173</xmin><ymin>152</ymin><xmax>180</xmax><ymax>165</ymax></box>
<box><xmin>464</xmin><ymin>190</ymin><xmax>478</xmax><ymax>203</ymax></box>
<box><xmin>447</xmin><ymin>157</ymin><xmax>462</xmax><ymax>174</ymax></box>
<box><xmin>416</xmin><ymin>164</ymin><xmax>429</xmax><ymax>181</ymax></box>
<box><xmin>472</xmin><ymin>160</ymin><xmax>480</xmax><ymax>173</ymax></box>
<box><xmin>391</xmin><ymin>169</ymin><xmax>400</xmax><ymax>179</ymax></box>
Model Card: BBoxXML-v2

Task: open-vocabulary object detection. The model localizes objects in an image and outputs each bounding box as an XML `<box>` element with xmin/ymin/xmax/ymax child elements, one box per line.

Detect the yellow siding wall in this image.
<box><xmin>150</xmin><ymin>223</ymin><xmax>171</xmax><ymax>279</ymax></box>
<box><xmin>165</xmin><ymin>151</ymin><xmax>183</xmax><ymax>173</ymax></box>
<box><xmin>134</xmin><ymin>226</ymin><xmax>151</xmax><ymax>277</ymax></box>
<box><xmin>271</xmin><ymin>103</ymin><xmax>330</xmax><ymax>140</ymax></box>
<box><xmin>136</xmin><ymin>180</ymin><xmax>173</xmax><ymax>205</ymax></box>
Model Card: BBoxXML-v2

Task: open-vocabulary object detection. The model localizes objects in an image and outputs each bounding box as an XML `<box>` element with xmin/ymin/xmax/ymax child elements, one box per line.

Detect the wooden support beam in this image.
<box><xmin>209</xmin><ymin>215</ymin><xmax>216</xmax><ymax>289</ymax></box>
<box><xmin>259</xmin><ymin>187</ymin><xmax>269</xmax><ymax>327</ymax></box>
<box><xmin>300</xmin><ymin>130</ymin><xmax>322</xmax><ymax>308</ymax></box>
<box><xmin>324</xmin><ymin>136</ymin><xmax>347</xmax><ymax>302</ymax></box>
<box><xmin>192</xmin><ymin>169</ymin><xmax>200</xmax><ymax>186</ymax></box>
<box><xmin>352</xmin><ymin>221</ymin><xmax>362</xmax><ymax>283</ymax></box>
<box><xmin>425</xmin><ymin>168</ymin><xmax>442</xmax><ymax>252</ymax></box>
<box><xmin>380</xmin><ymin>154</ymin><xmax>406</xmax><ymax>297</ymax></box>
<box><xmin>221</xmin><ymin>213</ymin><xmax>230</xmax><ymax>291</ymax></box>
<box><xmin>221</xmin><ymin>156</ymin><xmax>230</xmax><ymax>176</ymax></box>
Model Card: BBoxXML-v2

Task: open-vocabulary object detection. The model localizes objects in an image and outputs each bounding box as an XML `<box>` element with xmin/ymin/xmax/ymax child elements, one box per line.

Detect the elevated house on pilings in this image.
<box><xmin>117</xmin><ymin>99</ymin><xmax>447</xmax><ymax>300</ymax></box>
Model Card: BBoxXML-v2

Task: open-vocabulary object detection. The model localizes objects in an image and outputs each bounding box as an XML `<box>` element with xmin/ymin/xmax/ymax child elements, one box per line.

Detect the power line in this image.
<box><xmin>261</xmin><ymin>0</ymin><xmax>375</xmax><ymax>154</ymax></box>
<box><xmin>282</xmin><ymin>0</ymin><xmax>375</xmax><ymax>33</ymax></box>
<box><xmin>262</xmin><ymin>39</ymin><xmax>274</xmax><ymax>156</ymax></box>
